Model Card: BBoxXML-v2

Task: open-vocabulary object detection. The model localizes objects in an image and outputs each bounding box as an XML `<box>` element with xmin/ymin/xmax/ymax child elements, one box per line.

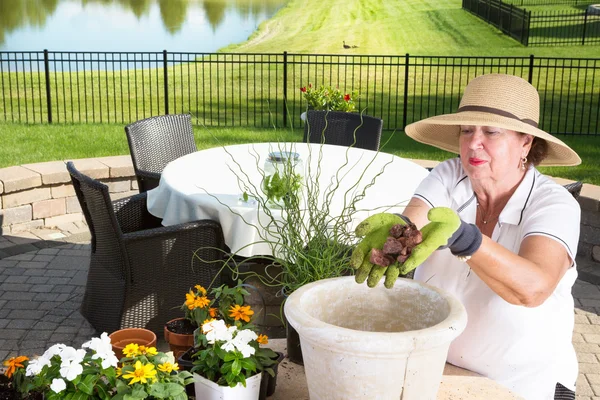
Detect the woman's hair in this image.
<box><xmin>524</xmin><ymin>135</ymin><xmax>549</xmax><ymax>166</ymax></box>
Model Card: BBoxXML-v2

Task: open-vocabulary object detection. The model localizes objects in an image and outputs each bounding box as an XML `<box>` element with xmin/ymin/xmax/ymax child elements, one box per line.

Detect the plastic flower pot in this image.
<box><xmin>193</xmin><ymin>372</ymin><xmax>262</xmax><ymax>400</ymax></box>
<box><xmin>284</xmin><ymin>276</ymin><xmax>467</xmax><ymax>400</ymax></box>
<box><xmin>108</xmin><ymin>328</ymin><xmax>157</xmax><ymax>360</ymax></box>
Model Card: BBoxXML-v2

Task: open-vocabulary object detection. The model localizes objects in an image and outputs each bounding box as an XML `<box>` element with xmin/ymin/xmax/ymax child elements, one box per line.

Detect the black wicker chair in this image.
<box><xmin>303</xmin><ymin>110</ymin><xmax>383</xmax><ymax>151</ymax></box>
<box><xmin>564</xmin><ymin>181</ymin><xmax>583</xmax><ymax>200</ymax></box>
<box><xmin>67</xmin><ymin>161</ymin><xmax>227</xmax><ymax>335</ymax></box>
<box><xmin>125</xmin><ymin>114</ymin><xmax>198</xmax><ymax>193</ymax></box>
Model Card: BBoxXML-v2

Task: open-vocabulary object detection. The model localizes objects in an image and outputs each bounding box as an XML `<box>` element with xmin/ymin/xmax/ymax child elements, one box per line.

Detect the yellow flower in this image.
<box><xmin>122</xmin><ymin>360</ymin><xmax>157</xmax><ymax>385</ymax></box>
<box><xmin>203</xmin><ymin>318</ymin><xmax>215</xmax><ymax>325</ymax></box>
<box><xmin>157</xmin><ymin>362</ymin><xmax>179</xmax><ymax>373</ymax></box>
<box><xmin>123</xmin><ymin>343</ymin><xmax>140</xmax><ymax>357</ymax></box>
<box><xmin>194</xmin><ymin>285</ymin><xmax>207</xmax><ymax>296</ymax></box>
<box><xmin>229</xmin><ymin>304</ymin><xmax>254</xmax><ymax>322</ymax></box>
<box><xmin>194</xmin><ymin>296</ymin><xmax>210</xmax><ymax>309</ymax></box>
<box><xmin>116</xmin><ymin>367</ymin><xmax>122</xmax><ymax>377</ymax></box>
<box><xmin>139</xmin><ymin>346</ymin><xmax>158</xmax><ymax>356</ymax></box>
<box><xmin>257</xmin><ymin>334</ymin><xmax>269</xmax><ymax>345</ymax></box>
<box><xmin>209</xmin><ymin>307</ymin><xmax>218</xmax><ymax>318</ymax></box>
<box><xmin>185</xmin><ymin>290</ymin><xmax>196</xmax><ymax>310</ymax></box>
<box><xmin>3</xmin><ymin>356</ymin><xmax>28</xmax><ymax>378</ymax></box>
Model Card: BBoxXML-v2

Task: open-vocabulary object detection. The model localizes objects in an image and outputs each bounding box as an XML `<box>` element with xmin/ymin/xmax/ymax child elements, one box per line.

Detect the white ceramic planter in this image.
<box><xmin>284</xmin><ymin>276</ymin><xmax>468</xmax><ymax>400</ymax></box>
<box><xmin>193</xmin><ymin>372</ymin><xmax>262</xmax><ymax>400</ymax></box>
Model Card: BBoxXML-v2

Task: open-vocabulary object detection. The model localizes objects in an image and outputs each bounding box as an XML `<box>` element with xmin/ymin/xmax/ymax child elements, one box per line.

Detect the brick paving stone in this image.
<box><xmin>0</xmin><ymin>320</ymin><xmax>9</xmax><ymax>329</ymax></box>
<box><xmin>3</xmin><ymin>267</ymin><xmax>26</xmax><ymax>276</ymax></box>
<box><xmin>51</xmin><ymin>285</ymin><xmax>75</xmax><ymax>294</ymax></box>
<box><xmin>31</xmin><ymin>255</ymin><xmax>55</xmax><ymax>262</ymax></box>
<box><xmin>37</xmin><ymin>248</ymin><xmax>60</xmax><ymax>255</ymax></box>
<box><xmin>4</xmin><ymin>275</ymin><xmax>29</xmax><ymax>283</ymax></box>
<box><xmin>6</xmin><ymin>319</ymin><xmax>36</xmax><ymax>329</ymax></box>
<box><xmin>0</xmin><ymin>329</ymin><xmax>28</xmax><ymax>340</ymax></box>
<box><xmin>46</xmin><ymin>277</ymin><xmax>70</xmax><ymax>285</ymax></box>
<box><xmin>23</xmin><ymin>269</ymin><xmax>47</xmax><ymax>276</ymax></box>
<box><xmin>37</xmin><ymin>301</ymin><xmax>62</xmax><ymax>311</ymax></box>
<box><xmin>6</xmin><ymin>309</ymin><xmax>45</xmax><ymax>319</ymax></box>
<box><xmin>26</xmin><ymin>276</ymin><xmax>50</xmax><ymax>284</ymax></box>
<box><xmin>30</xmin><ymin>284</ymin><xmax>55</xmax><ymax>293</ymax></box>
<box><xmin>18</xmin><ymin>261</ymin><xmax>50</xmax><ymax>269</ymax></box>
<box><xmin>0</xmin><ymin>309</ymin><xmax>10</xmax><ymax>318</ymax></box>
<box><xmin>0</xmin><ymin>260</ymin><xmax>18</xmax><ymax>267</ymax></box>
<box><xmin>33</xmin><ymin>321</ymin><xmax>59</xmax><ymax>330</ymax></box>
<box><xmin>4</xmin><ymin>301</ymin><xmax>40</xmax><ymax>310</ymax></box>
<box><xmin>0</xmin><ymin>282</ymin><xmax>32</xmax><ymax>292</ymax></box>
<box><xmin>33</xmin><ymin>292</ymin><xmax>60</xmax><ymax>302</ymax></box>
<box><xmin>24</xmin><ymin>329</ymin><xmax>53</xmax><ymax>341</ymax></box>
<box><xmin>48</xmin><ymin>255</ymin><xmax>89</xmax><ymax>270</ymax></box>
<box><xmin>6</xmin><ymin>253</ymin><xmax>35</xmax><ymax>261</ymax></box>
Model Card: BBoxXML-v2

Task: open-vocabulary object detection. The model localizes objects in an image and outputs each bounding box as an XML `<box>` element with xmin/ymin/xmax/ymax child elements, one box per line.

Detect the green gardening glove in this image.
<box><xmin>351</xmin><ymin>207</ymin><xmax>479</xmax><ymax>289</ymax></box>
<box><xmin>350</xmin><ymin>213</ymin><xmax>408</xmax><ymax>289</ymax></box>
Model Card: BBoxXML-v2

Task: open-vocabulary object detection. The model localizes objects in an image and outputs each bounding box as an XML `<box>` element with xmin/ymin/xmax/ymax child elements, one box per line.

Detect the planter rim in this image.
<box><xmin>284</xmin><ymin>276</ymin><xmax>467</xmax><ymax>354</ymax></box>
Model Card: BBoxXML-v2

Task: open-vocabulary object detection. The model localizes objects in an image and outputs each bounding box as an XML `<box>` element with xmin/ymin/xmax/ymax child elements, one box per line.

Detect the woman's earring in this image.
<box><xmin>521</xmin><ymin>156</ymin><xmax>528</xmax><ymax>170</ymax></box>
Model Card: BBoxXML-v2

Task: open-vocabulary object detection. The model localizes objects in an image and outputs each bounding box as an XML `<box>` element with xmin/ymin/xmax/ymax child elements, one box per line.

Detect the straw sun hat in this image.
<box><xmin>404</xmin><ymin>74</ymin><xmax>581</xmax><ymax>166</ymax></box>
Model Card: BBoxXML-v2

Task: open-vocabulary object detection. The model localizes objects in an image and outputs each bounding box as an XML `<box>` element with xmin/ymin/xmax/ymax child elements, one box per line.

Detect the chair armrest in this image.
<box><xmin>113</xmin><ymin>193</ymin><xmax>162</xmax><ymax>233</ymax></box>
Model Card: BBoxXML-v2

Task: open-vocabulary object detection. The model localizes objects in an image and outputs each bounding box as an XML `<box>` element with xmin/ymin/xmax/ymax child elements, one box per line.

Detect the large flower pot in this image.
<box><xmin>164</xmin><ymin>318</ymin><xmax>196</xmax><ymax>359</ymax></box>
<box><xmin>193</xmin><ymin>372</ymin><xmax>262</xmax><ymax>400</ymax></box>
<box><xmin>109</xmin><ymin>328</ymin><xmax>157</xmax><ymax>360</ymax></box>
<box><xmin>284</xmin><ymin>276</ymin><xmax>467</xmax><ymax>400</ymax></box>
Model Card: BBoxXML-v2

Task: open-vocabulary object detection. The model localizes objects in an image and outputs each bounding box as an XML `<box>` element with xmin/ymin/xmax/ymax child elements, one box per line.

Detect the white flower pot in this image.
<box><xmin>284</xmin><ymin>276</ymin><xmax>468</xmax><ymax>400</ymax></box>
<box><xmin>193</xmin><ymin>372</ymin><xmax>262</xmax><ymax>400</ymax></box>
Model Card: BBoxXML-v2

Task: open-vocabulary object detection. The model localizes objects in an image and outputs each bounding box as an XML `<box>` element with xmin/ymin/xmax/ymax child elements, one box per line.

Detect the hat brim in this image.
<box><xmin>404</xmin><ymin>111</ymin><xmax>581</xmax><ymax>167</ymax></box>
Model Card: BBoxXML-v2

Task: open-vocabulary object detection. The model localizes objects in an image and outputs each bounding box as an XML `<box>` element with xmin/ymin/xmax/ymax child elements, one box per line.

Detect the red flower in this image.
<box><xmin>344</xmin><ymin>94</ymin><xmax>351</xmax><ymax>102</ymax></box>
<box><xmin>308</xmin><ymin>83</ymin><xmax>312</xmax><ymax>88</ymax></box>
<box><xmin>300</xmin><ymin>86</ymin><xmax>307</xmax><ymax>92</ymax></box>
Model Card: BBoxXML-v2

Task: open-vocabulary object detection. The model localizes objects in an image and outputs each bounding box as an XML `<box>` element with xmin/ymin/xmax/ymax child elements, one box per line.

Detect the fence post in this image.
<box><xmin>43</xmin><ymin>49</ymin><xmax>52</xmax><ymax>123</ymax></box>
<box><xmin>402</xmin><ymin>54</ymin><xmax>409</xmax><ymax>129</ymax></box>
<box><xmin>521</xmin><ymin>9</ymin><xmax>527</xmax><ymax>45</ymax></box>
<box><xmin>509</xmin><ymin>4</ymin><xmax>513</xmax><ymax>34</ymax></box>
<box><xmin>582</xmin><ymin>8</ymin><xmax>589</xmax><ymax>45</ymax></box>
<box><xmin>283</xmin><ymin>51</ymin><xmax>288</xmax><ymax>128</ymax></box>
<box><xmin>528</xmin><ymin>54</ymin><xmax>534</xmax><ymax>84</ymax></box>
<box><xmin>163</xmin><ymin>50</ymin><xmax>169</xmax><ymax>115</ymax></box>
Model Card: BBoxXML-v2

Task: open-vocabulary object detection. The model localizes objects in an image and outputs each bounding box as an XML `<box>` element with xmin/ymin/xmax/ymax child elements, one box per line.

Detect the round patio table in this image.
<box><xmin>146</xmin><ymin>142</ymin><xmax>430</xmax><ymax>257</ymax></box>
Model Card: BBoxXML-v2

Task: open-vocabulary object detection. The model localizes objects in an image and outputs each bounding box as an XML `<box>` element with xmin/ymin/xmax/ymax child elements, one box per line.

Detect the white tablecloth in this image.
<box><xmin>146</xmin><ymin>143</ymin><xmax>429</xmax><ymax>257</ymax></box>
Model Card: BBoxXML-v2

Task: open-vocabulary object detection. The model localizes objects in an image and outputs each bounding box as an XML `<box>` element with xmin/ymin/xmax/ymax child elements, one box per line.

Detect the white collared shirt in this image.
<box><xmin>413</xmin><ymin>158</ymin><xmax>580</xmax><ymax>400</ymax></box>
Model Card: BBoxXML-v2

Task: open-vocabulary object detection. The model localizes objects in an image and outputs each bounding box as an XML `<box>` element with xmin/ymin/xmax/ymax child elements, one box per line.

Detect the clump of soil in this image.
<box><xmin>165</xmin><ymin>318</ymin><xmax>197</xmax><ymax>335</ymax></box>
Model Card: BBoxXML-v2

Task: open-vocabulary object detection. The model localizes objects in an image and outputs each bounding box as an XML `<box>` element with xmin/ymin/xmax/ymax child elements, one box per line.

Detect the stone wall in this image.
<box><xmin>0</xmin><ymin>156</ymin><xmax>138</xmax><ymax>235</ymax></box>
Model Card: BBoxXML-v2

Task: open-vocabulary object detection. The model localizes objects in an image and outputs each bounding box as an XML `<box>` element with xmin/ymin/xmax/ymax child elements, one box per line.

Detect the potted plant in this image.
<box><xmin>300</xmin><ymin>83</ymin><xmax>359</xmax><ymax>121</ymax></box>
<box><xmin>179</xmin><ymin>283</ymin><xmax>279</xmax><ymax>400</ymax></box>
<box><xmin>164</xmin><ymin>284</ymin><xmax>211</xmax><ymax>359</ymax></box>
<box><xmin>1</xmin><ymin>332</ymin><xmax>193</xmax><ymax>400</ymax></box>
<box><xmin>195</xmin><ymin>142</ymin><xmax>389</xmax><ymax>364</ymax></box>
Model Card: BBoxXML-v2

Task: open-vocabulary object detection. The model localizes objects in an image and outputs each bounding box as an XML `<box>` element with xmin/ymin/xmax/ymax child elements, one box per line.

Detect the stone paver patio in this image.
<box><xmin>0</xmin><ymin>230</ymin><xmax>599</xmax><ymax>398</ymax></box>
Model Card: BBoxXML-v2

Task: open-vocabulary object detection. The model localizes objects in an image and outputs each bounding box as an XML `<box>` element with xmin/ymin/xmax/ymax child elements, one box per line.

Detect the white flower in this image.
<box><xmin>83</xmin><ymin>333</ymin><xmax>118</xmax><ymax>369</ymax></box>
<box><xmin>203</xmin><ymin>320</ymin><xmax>236</xmax><ymax>343</ymax></box>
<box><xmin>60</xmin><ymin>359</ymin><xmax>83</xmax><ymax>381</ymax></box>
<box><xmin>235</xmin><ymin>342</ymin><xmax>256</xmax><ymax>358</ymax></box>
<box><xmin>234</xmin><ymin>329</ymin><xmax>258</xmax><ymax>346</ymax></box>
<box><xmin>50</xmin><ymin>378</ymin><xmax>66</xmax><ymax>393</ymax></box>
<box><xmin>156</xmin><ymin>351</ymin><xmax>176</xmax><ymax>365</ymax></box>
<box><xmin>43</xmin><ymin>343</ymin><xmax>66</xmax><ymax>359</ymax></box>
<box><xmin>59</xmin><ymin>346</ymin><xmax>86</xmax><ymax>364</ymax></box>
<box><xmin>221</xmin><ymin>340</ymin><xmax>237</xmax><ymax>353</ymax></box>
<box><xmin>25</xmin><ymin>356</ymin><xmax>51</xmax><ymax>376</ymax></box>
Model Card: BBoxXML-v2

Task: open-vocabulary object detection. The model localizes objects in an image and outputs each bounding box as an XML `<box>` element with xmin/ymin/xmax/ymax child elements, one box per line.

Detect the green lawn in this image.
<box><xmin>224</xmin><ymin>0</ymin><xmax>600</xmax><ymax>57</ymax></box>
<box><xmin>1</xmin><ymin>122</ymin><xmax>598</xmax><ymax>185</ymax></box>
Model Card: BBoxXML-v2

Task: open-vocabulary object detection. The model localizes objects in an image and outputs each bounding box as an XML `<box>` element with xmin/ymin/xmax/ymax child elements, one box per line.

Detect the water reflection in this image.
<box><xmin>0</xmin><ymin>0</ymin><xmax>285</xmax><ymax>50</ymax></box>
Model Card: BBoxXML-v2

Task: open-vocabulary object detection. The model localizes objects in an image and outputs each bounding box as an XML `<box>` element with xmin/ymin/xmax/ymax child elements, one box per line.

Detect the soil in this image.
<box><xmin>0</xmin><ymin>375</ymin><xmax>43</xmax><ymax>400</ymax></box>
<box><xmin>165</xmin><ymin>318</ymin><xmax>196</xmax><ymax>335</ymax></box>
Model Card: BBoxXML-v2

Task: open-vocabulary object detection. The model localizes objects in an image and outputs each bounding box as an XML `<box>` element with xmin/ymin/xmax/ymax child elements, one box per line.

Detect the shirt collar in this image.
<box><xmin>452</xmin><ymin>165</ymin><xmax>537</xmax><ymax>226</ymax></box>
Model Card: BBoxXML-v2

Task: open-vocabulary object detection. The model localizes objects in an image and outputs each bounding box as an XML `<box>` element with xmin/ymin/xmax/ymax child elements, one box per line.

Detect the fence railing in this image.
<box><xmin>1</xmin><ymin>51</ymin><xmax>600</xmax><ymax>135</ymax></box>
<box><xmin>463</xmin><ymin>0</ymin><xmax>531</xmax><ymax>45</ymax></box>
<box><xmin>505</xmin><ymin>0</ymin><xmax>588</xmax><ymax>5</ymax></box>
<box><xmin>463</xmin><ymin>0</ymin><xmax>600</xmax><ymax>46</ymax></box>
<box><xmin>529</xmin><ymin>9</ymin><xmax>600</xmax><ymax>46</ymax></box>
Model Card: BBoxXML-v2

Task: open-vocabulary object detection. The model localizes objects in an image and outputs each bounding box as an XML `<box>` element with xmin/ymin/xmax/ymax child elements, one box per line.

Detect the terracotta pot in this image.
<box><xmin>109</xmin><ymin>328</ymin><xmax>157</xmax><ymax>360</ymax></box>
<box><xmin>164</xmin><ymin>318</ymin><xmax>195</xmax><ymax>359</ymax></box>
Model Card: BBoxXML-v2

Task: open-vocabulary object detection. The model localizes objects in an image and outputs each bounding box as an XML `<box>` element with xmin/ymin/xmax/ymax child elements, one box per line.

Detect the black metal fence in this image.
<box><xmin>463</xmin><ymin>0</ymin><xmax>531</xmax><ymax>45</ymax></box>
<box><xmin>464</xmin><ymin>0</ymin><xmax>600</xmax><ymax>46</ymax></box>
<box><xmin>529</xmin><ymin>9</ymin><xmax>600</xmax><ymax>46</ymax></box>
<box><xmin>1</xmin><ymin>50</ymin><xmax>600</xmax><ymax>135</ymax></box>
<box><xmin>505</xmin><ymin>0</ymin><xmax>588</xmax><ymax>5</ymax></box>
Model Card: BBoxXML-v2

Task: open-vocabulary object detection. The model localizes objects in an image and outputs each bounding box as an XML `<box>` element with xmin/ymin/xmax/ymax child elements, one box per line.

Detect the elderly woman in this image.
<box><xmin>354</xmin><ymin>74</ymin><xmax>581</xmax><ymax>400</ymax></box>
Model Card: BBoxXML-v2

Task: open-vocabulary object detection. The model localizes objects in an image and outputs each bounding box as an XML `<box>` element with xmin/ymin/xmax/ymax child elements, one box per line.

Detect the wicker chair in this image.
<box><xmin>303</xmin><ymin>110</ymin><xmax>383</xmax><ymax>151</ymax></box>
<box><xmin>67</xmin><ymin>162</ymin><xmax>227</xmax><ymax>335</ymax></box>
<box><xmin>563</xmin><ymin>181</ymin><xmax>583</xmax><ymax>200</ymax></box>
<box><xmin>125</xmin><ymin>114</ymin><xmax>198</xmax><ymax>193</ymax></box>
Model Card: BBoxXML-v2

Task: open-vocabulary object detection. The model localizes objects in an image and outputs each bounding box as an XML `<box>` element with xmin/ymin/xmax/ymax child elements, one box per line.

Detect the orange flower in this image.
<box><xmin>3</xmin><ymin>356</ymin><xmax>28</xmax><ymax>378</ymax></box>
<box><xmin>257</xmin><ymin>334</ymin><xmax>269</xmax><ymax>345</ymax></box>
<box><xmin>194</xmin><ymin>296</ymin><xmax>210</xmax><ymax>309</ymax></box>
<box><xmin>209</xmin><ymin>307</ymin><xmax>218</xmax><ymax>318</ymax></box>
<box><xmin>194</xmin><ymin>285</ymin><xmax>207</xmax><ymax>296</ymax></box>
<box><xmin>229</xmin><ymin>304</ymin><xmax>254</xmax><ymax>322</ymax></box>
<box><xmin>185</xmin><ymin>290</ymin><xmax>196</xmax><ymax>310</ymax></box>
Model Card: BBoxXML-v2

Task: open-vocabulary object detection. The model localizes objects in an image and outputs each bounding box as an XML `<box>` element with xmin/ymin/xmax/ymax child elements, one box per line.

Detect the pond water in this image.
<box><xmin>0</xmin><ymin>0</ymin><xmax>287</xmax><ymax>52</ymax></box>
